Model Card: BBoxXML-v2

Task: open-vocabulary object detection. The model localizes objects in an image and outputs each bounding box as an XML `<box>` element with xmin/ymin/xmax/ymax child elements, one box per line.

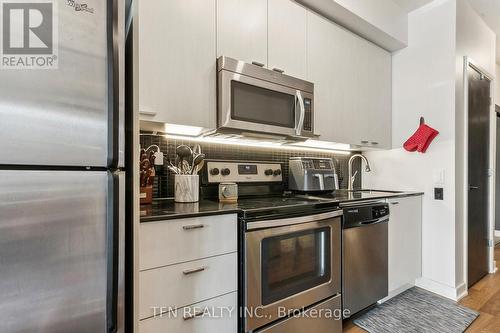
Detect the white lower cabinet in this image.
<box><xmin>139</xmin><ymin>292</ymin><xmax>238</xmax><ymax>333</ymax></box>
<box><xmin>139</xmin><ymin>215</ymin><xmax>237</xmax><ymax>271</ymax></box>
<box><xmin>139</xmin><ymin>214</ymin><xmax>238</xmax><ymax>333</ymax></box>
<box><xmin>387</xmin><ymin>196</ymin><xmax>422</xmax><ymax>296</ymax></box>
<box><xmin>139</xmin><ymin>253</ymin><xmax>237</xmax><ymax>320</ymax></box>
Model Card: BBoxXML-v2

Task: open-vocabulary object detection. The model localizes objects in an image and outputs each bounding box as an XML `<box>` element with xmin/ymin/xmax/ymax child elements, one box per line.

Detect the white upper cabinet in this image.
<box><xmin>217</xmin><ymin>0</ymin><xmax>268</xmax><ymax>67</ymax></box>
<box><xmin>307</xmin><ymin>10</ymin><xmax>392</xmax><ymax>149</ymax></box>
<box><xmin>354</xmin><ymin>38</ymin><xmax>392</xmax><ymax>148</ymax></box>
<box><xmin>268</xmin><ymin>0</ymin><xmax>307</xmax><ymax>78</ymax></box>
<box><xmin>307</xmin><ymin>11</ymin><xmax>355</xmax><ymax>144</ymax></box>
<box><xmin>138</xmin><ymin>0</ymin><xmax>217</xmax><ymax>128</ymax></box>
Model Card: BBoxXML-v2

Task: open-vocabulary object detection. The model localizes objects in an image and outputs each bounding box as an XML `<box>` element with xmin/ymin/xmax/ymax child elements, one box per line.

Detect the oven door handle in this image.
<box><xmin>246</xmin><ymin>210</ymin><xmax>343</xmax><ymax>231</ymax></box>
<box><xmin>295</xmin><ymin>90</ymin><xmax>305</xmax><ymax>136</ymax></box>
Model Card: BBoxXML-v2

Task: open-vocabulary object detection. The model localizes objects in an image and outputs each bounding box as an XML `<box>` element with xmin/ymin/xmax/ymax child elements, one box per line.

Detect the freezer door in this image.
<box><xmin>0</xmin><ymin>170</ymin><xmax>121</xmax><ymax>333</ymax></box>
<box><xmin>0</xmin><ymin>0</ymin><xmax>125</xmax><ymax>168</ymax></box>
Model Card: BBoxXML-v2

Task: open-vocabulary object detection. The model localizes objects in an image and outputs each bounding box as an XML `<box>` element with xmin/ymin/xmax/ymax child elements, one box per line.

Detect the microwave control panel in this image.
<box><xmin>206</xmin><ymin>161</ymin><xmax>283</xmax><ymax>183</ymax></box>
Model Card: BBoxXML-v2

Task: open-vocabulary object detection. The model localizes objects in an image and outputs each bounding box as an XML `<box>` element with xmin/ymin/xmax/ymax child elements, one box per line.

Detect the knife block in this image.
<box><xmin>140</xmin><ymin>186</ymin><xmax>153</xmax><ymax>205</ymax></box>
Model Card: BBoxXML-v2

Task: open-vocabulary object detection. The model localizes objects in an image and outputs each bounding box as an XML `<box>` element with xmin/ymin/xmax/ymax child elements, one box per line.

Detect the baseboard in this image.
<box><xmin>455</xmin><ymin>282</ymin><xmax>468</xmax><ymax>301</ymax></box>
<box><xmin>378</xmin><ymin>283</ymin><xmax>414</xmax><ymax>304</ymax></box>
<box><xmin>415</xmin><ymin>277</ymin><xmax>465</xmax><ymax>301</ymax></box>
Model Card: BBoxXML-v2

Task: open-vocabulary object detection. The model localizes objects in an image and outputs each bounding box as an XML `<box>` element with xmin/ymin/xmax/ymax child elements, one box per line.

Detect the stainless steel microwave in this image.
<box><xmin>216</xmin><ymin>56</ymin><xmax>314</xmax><ymax>140</ymax></box>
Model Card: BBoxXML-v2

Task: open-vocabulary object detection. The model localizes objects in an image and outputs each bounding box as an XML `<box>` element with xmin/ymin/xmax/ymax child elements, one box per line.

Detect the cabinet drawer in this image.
<box><xmin>140</xmin><ymin>214</ymin><xmax>237</xmax><ymax>270</ymax></box>
<box><xmin>140</xmin><ymin>253</ymin><xmax>237</xmax><ymax>320</ymax></box>
<box><xmin>139</xmin><ymin>292</ymin><xmax>238</xmax><ymax>333</ymax></box>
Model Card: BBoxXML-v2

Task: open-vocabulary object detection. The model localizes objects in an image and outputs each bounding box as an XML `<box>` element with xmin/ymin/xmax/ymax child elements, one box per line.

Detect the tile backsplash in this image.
<box><xmin>140</xmin><ymin>134</ymin><xmax>361</xmax><ymax>198</ymax></box>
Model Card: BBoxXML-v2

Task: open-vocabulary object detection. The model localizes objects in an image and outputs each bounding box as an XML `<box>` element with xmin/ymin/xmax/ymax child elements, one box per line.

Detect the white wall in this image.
<box><xmin>364</xmin><ymin>0</ymin><xmax>496</xmax><ymax>300</ymax></box>
<box><xmin>454</xmin><ymin>0</ymin><xmax>496</xmax><ymax>294</ymax></box>
<box><xmin>363</xmin><ymin>0</ymin><xmax>458</xmax><ymax>299</ymax></box>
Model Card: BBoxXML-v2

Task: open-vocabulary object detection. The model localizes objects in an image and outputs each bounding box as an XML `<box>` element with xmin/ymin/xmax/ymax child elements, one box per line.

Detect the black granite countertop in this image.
<box><xmin>140</xmin><ymin>190</ymin><xmax>424</xmax><ymax>223</ymax></box>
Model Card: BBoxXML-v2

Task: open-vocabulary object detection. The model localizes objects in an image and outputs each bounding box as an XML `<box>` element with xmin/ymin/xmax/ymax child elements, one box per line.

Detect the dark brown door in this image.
<box><xmin>467</xmin><ymin>66</ymin><xmax>491</xmax><ymax>287</ymax></box>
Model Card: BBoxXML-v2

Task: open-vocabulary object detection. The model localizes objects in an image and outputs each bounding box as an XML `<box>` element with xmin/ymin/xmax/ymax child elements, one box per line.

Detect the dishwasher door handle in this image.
<box><xmin>360</xmin><ymin>217</ymin><xmax>389</xmax><ymax>226</ymax></box>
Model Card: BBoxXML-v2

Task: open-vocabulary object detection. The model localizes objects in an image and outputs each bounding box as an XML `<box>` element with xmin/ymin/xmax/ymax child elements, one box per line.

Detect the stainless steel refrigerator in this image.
<box><xmin>0</xmin><ymin>1</ymin><xmax>125</xmax><ymax>332</ymax></box>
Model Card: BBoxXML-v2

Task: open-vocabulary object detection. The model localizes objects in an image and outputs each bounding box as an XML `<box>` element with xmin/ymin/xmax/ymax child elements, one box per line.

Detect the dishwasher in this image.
<box><xmin>342</xmin><ymin>200</ymin><xmax>389</xmax><ymax>318</ymax></box>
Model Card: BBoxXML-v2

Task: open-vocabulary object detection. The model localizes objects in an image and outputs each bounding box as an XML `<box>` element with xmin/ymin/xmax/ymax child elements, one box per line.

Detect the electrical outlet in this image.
<box><xmin>434</xmin><ymin>187</ymin><xmax>444</xmax><ymax>200</ymax></box>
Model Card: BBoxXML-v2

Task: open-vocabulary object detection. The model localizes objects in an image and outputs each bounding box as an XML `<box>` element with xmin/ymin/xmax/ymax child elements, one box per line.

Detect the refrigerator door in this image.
<box><xmin>0</xmin><ymin>0</ymin><xmax>124</xmax><ymax>168</ymax></box>
<box><xmin>0</xmin><ymin>170</ymin><xmax>122</xmax><ymax>333</ymax></box>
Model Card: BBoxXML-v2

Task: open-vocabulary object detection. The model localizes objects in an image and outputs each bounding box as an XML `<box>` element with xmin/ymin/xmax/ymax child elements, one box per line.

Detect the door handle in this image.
<box><xmin>182</xmin><ymin>224</ymin><xmax>205</xmax><ymax>230</ymax></box>
<box><xmin>295</xmin><ymin>91</ymin><xmax>305</xmax><ymax>136</ymax></box>
<box><xmin>469</xmin><ymin>185</ymin><xmax>479</xmax><ymax>191</ymax></box>
<box><xmin>251</xmin><ymin>61</ymin><xmax>265</xmax><ymax>67</ymax></box>
<box><xmin>182</xmin><ymin>267</ymin><xmax>206</xmax><ymax>275</ymax></box>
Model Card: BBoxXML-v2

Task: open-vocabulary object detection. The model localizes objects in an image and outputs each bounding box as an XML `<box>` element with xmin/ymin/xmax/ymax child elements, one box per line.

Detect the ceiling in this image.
<box><xmin>391</xmin><ymin>0</ymin><xmax>433</xmax><ymax>12</ymax></box>
<box><xmin>468</xmin><ymin>0</ymin><xmax>500</xmax><ymax>64</ymax></box>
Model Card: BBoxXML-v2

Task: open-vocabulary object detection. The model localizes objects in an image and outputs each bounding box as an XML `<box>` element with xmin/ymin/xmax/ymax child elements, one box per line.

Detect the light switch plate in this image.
<box><xmin>433</xmin><ymin>169</ymin><xmax>445</xmax><ymax>185</ymax></box>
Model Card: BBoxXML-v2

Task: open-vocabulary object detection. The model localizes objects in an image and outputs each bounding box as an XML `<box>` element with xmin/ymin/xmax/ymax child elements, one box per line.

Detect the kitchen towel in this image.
<box><xmin>404</xmin><ymin>124</ymin><xmax>439</xmax><ymax>153</ymax></box>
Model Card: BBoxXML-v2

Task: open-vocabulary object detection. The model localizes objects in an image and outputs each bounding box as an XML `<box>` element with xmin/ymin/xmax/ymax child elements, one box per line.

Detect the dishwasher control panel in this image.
<box><xmin>343</xmin><ymin>203</ymin><xmax>389</xmax><ymax>228</ymax></box>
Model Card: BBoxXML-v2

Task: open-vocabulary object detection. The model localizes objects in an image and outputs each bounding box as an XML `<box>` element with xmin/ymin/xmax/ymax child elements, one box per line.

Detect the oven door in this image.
<box><xmin>218</xmin><ymin>70</ymin><xmax>314</xmax><ymax>139</ymax></box>
<box><xmin>245</xmin><ymin>211</ymin><xmax>341</xmax><ymax>332</ymax></box>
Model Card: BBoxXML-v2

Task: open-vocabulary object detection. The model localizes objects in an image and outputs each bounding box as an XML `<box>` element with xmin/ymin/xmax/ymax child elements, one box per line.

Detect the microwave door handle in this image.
<box><xmin>295</xmin><ymin>91</ymin><xmax>305</xmax><ymax>136</ymax></box>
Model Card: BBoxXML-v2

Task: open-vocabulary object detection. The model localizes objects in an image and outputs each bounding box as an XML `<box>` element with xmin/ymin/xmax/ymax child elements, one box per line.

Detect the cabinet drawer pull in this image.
<box><xmin>183</xmin><ymin>311</ymin><xmax>205</xmax><ymax>321</ymax></box>
<box><xmin>371</xmin><ymin>142</ymin><xmax>379</xmax><ymax>145</ymax></box>
<box><xmin>272</xmin><ymin>68</ymin><xmax>284</xmax><ymax>74</ymax></box>
<box><xmin>361</xmin><ymin>140</ymin><xmax>369</xmax><ymax>144</ymax></box>
<box><xmin>391</xmin><ymin>202</ymin><xmax>399</xmax><ymax>205</ymax></box>
<box><xmin>251</xmin><ymin>61</ymin><xmax>265</xmax><ymax>67</ymax></box>
<box><xmin>182</xmin><ymin>267</ymin><xmax>206</xmax><ymax>275</ymax></box>
<box><xmin>182</xmin><ymin>224</ymin><xmax>205</xmax><ymax>230</ymax></box>
<box><xmin>139</xmin><ymin>110</ymin><xmax>157</xmax><ymax>116</ymax></box>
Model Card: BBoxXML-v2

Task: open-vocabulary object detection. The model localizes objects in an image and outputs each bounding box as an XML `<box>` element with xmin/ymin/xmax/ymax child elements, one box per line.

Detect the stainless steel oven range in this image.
<box><xmin>201</xmin><ymin>159</ymin><xmax>343</xmax><ymax>333</ymax></box>
<box><xmin>244</xmin><ymin>210</ymin><xmax>342</xmax><ymax>332</ymax></box>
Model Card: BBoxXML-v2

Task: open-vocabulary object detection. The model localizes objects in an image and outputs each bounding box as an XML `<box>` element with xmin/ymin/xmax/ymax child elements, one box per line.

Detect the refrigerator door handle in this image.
<box><xmin>108</xmin><ymin>0</ymin><xmax>125</xmax><ymax>169</ymax></box>
<box><xmin>106</xmin><ymin>173</ymin><xmax>120</xmax><ymax>333</ymax></box>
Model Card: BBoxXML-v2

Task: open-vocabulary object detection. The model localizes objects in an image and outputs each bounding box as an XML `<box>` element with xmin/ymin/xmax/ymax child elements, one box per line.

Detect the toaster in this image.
<box><xmin>288</xmin><ymin>157</ymin><xmax>339</xmax><ymax>192</ymax></box>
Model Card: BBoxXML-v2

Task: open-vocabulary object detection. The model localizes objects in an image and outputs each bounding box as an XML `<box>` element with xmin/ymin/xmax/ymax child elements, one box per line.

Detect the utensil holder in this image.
<box><xmin>174</xmin><ymin>175</ymin><xmax>199</xmax><ymax>203</ymax></box>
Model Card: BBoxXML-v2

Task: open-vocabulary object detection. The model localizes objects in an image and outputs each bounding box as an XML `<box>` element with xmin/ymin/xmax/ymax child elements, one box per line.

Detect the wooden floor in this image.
<box><xmin>343</xmin><ymin>245</ymin><xmax>500</xmax><ymax>333</ymax></box>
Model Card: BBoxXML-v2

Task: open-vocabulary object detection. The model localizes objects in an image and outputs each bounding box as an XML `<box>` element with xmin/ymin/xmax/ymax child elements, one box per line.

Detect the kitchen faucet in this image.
<box><xmin>348</xmin><ymin>154</ymin><xmax>371</xmax><ymax>190</ymax></box>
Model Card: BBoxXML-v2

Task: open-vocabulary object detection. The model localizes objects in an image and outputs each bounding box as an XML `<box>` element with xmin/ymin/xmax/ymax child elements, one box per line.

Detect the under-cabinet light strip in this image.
<box><xmin>160</xmin><ymin>134</ymin><xmax>353</xmax><ymax>155</ymax></box>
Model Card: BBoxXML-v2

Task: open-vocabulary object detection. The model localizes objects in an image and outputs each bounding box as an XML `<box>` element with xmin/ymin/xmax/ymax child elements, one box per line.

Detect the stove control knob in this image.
<box><xmin>221</xmin><ymin>168</ymin><xmax>231</xmax><ymax>176</ymax></box>
<box><xmin>273</xmin><ymin>169</ymin><xmax>282</xmax><ymax>176</ymax></box>
<box><xmin>210</xmin><ymin>168</ymin><xmax>220</xmax><ymax>176</ymax></box>
<box><xmin>265</xmin><ymin>169</ymin><xmax>274</xmax><ymax>176</ymax></box>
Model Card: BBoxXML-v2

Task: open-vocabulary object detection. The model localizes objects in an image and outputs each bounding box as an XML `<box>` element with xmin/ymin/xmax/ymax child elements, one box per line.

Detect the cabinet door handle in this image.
<box><xmin>272</xmin><ymin>68</ymin><xmax>284</xmax><ymax>73</ymax></box>
<box><xmin>361</xmin><ymin>140</ymin><xmax>369</xmax><ymax>144</ymax></box>
<box><xmin>371</xmin><ymin>142</ymin><xmax>379</xmax><ymax>145</ymax></box>
<box><xmin>139</xmin><ymin>110</ymin><xmax>157</xmax><ymax>116</ymax></box>
<box><xmin>391</xmin><ymin>202</ymin><xmax>399</xmax><ymax>205</ymax></box>
<box><xmin>182</xmin><ymin>267</ymin><xmax>206</xmax><ymax>275</ymax></box>
<box><xmin>182</xmin><ymin>224</ymin><xmax>205</xmax><ymax>230</ymax></box>
<box><xmin>183</xmin><ymin>311</ymin><xmax>205</xmax><ymax>321</ymax></box>
<box><xmin>252</xmin><ymin>61</ymin><xmax>265</xmax><ymax>67</ymax></box>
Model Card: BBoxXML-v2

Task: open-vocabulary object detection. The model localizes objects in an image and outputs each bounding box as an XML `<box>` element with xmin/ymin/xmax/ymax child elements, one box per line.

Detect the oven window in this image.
<box><xmin>261</xmin><ymin>227</ymin><xmax>331</xmax><ymax>305</ymax></box>
<box><xmin>231</xmin><ymin>81</ymin><xmax>295</xmax><ymax>128</ymax></box>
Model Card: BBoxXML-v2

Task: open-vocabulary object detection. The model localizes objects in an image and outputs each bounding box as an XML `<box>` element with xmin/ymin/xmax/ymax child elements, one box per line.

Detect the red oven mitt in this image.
<box><xmin>403</xmin><ymin>124</ymin><xmax>439</xmax><ymax>153</ymax></box>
